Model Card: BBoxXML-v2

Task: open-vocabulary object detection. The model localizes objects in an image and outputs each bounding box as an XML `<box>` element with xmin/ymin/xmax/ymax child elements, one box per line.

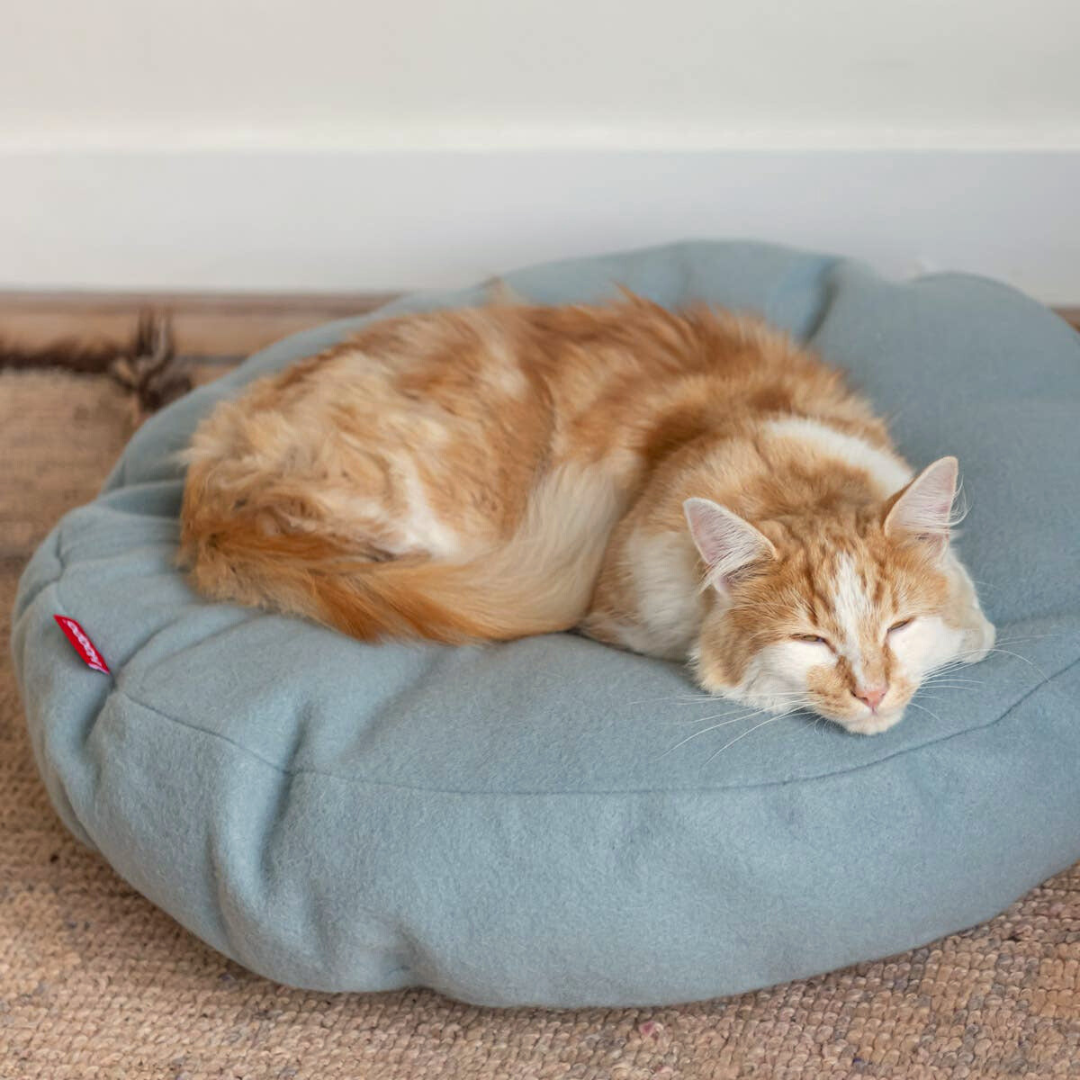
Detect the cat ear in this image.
<box><xmin>683</xmin><ymin>498</ymin><xmax>776</xmax><ymax>591</ymax></box>
<box><xmin>883</xmin><ymin>456</ymin><xmax>959</xmax><ymax>560</ymax></box>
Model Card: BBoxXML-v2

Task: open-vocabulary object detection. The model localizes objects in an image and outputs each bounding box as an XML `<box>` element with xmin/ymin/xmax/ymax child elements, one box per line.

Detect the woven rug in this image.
<box><xmin>1</xmin><ymin>368</ymin><xmax>1078</xmax><ymax>1080</ymax></box>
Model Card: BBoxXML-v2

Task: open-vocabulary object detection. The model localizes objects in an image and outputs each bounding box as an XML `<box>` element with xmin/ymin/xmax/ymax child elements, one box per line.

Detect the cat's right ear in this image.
<box><xmin>683</xmin><ymin>498</ymin><xmax>776</xmax><ymax>592</ymax></box>
<box><xmin>883</xmin><ymin>456</ymin><xmax>959</xmax><ymax>561</ymax></box>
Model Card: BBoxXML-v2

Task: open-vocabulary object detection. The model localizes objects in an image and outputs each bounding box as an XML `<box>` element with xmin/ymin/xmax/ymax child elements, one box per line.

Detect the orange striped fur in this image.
<box><xmin>180</xmin><ymin>295</ymin><xmax>994</xmax><ymax>733</ymax></box>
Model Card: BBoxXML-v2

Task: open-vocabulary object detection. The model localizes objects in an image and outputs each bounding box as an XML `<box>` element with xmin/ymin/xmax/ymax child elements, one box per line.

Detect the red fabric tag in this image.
<box><xmin>53</xmin><ymin>615</ymin><xmax>111</xmax><ymax>675</ymax></box>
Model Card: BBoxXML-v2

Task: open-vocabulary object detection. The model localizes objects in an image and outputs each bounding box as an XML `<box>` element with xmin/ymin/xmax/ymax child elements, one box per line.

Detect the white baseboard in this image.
<box><xmin>2</xmin><ymin>150</ymin><xmax>1078</xmax><ymax>304</ymax></box>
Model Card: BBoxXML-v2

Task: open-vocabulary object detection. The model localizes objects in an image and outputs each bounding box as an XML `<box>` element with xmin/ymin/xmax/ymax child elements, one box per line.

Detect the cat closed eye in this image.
<box><xmin>793</xmin><ymin>634</ymin><xmax>831</xmax><ymax>646</ymax></box>
<box><xmin>888</xmin><ymin>619</ymin><xmax>913</xmax><ymax>634</ymax></box>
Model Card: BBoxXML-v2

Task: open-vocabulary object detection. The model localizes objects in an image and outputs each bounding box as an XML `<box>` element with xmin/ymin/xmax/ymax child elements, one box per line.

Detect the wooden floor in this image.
<box><xmin>0</xmin><ymin>290</ymin><xmax>1076</xmax><ymax>358</ymax></box>
<box><xmin>0</xmin><ymin>291</ymin><xmax>400</xmax><ymax>358</ymax></box>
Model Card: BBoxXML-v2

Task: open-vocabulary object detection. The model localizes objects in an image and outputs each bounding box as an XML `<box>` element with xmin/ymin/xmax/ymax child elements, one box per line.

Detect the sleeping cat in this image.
<box><xmin>179</xmin><ymin>293</ymin><xmax>995</xmax><ymax>735</ymax></box>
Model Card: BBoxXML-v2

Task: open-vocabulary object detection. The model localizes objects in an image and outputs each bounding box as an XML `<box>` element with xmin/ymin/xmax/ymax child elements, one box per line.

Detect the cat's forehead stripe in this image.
<box><xmin>833</xmin><ymin>554</ymin><xmax>870</xmax><ymax>624</ymax></box>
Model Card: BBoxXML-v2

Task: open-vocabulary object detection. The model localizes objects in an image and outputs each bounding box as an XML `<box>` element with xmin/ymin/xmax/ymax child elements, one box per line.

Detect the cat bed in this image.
<box><xmin>13</xmin><ymin>241</ymin><xmax>1080</xmax><ymax>1008</ymax></box>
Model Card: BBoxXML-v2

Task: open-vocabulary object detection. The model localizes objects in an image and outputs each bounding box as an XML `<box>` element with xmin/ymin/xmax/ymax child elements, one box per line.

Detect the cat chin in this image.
<box><xmin>831</xmin><ymin>707</ymin><xmax>906</xmax><ymax>736</ymax></box>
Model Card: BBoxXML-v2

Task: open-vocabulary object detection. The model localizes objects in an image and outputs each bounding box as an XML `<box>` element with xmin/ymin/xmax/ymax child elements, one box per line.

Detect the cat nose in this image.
<box><xmin>853</xmin><ymin>684</ymin><xmax>888</xmax><ymax>711</ymax></box>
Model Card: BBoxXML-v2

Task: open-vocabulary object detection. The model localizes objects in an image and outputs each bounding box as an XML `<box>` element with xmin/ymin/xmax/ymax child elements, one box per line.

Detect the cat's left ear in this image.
<box><xmin>683</xmin><ymin>498</ymin><xmax>776</xmax><ymax>592</ymax></box>
<box><xmin>883</xmin><ymin>456</ymin><xmax>959</xmax><ymax>560</ymax></box>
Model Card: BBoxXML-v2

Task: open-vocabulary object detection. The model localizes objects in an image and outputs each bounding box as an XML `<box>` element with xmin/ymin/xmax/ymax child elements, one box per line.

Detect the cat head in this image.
<box><xmin>685</xmin><ymin>457</ymin><xmax>969</xmax><ymax>734</ymax></box>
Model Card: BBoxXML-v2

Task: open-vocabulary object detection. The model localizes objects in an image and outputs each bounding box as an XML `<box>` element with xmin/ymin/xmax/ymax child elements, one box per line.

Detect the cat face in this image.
<box><xmin>685</xmin><ymin>458</ymin><xmax>991</xmax><ymax>734</ymax></box>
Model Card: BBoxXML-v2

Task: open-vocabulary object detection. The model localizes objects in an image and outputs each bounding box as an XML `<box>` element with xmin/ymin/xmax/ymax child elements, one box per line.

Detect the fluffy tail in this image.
<box><xmin>179</xmin><ymin>467</ymin><xmax>624</xmax><ymax>644</ymax></box>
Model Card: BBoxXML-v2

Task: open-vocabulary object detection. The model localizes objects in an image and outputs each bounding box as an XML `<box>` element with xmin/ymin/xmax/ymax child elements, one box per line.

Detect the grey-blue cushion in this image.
<box><xmin>13</xmin><ymin>241</ymin><xmax>1080</xmax><ymax>1008</ymax></box>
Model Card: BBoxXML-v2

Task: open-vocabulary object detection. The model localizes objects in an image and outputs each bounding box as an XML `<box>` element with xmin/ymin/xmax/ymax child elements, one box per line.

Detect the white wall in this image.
<box><xmin>5</xmin><ymin>0</ymin><xmax>1079</xmax><ymax>150</ymax></box>
<box><xmin>2</xmin><ymin>0</ymin><xmax>1078</xmax><ymax>298</ymax></box>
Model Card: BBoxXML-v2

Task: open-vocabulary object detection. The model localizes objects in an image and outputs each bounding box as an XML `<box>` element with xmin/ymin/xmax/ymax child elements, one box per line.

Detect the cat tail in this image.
<box><xmin>179</xmin><ymin>466</ymin><xmax>625</xmax><ymax>644</ymax></box>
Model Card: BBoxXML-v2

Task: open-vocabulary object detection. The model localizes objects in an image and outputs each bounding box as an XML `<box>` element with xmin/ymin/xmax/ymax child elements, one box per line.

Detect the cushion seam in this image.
<box><xmin>114</xmin><ymin>653</ymin><xmax>1080</xmax><ymax>798</ymax></box>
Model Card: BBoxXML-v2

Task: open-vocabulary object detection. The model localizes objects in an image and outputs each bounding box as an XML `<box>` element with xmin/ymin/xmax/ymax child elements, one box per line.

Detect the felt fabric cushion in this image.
<box><xmin>12</xmin><ymin>241</ymin><xmax>1080</xmax><ymax>1008</ymax></box>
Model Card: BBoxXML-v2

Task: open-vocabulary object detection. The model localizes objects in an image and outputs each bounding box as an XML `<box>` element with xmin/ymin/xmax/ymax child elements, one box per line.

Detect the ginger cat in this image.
<box><xmin>180</xmin><ymin>294</ymin><xmax>995</xmax><ymax>734</ymax></box>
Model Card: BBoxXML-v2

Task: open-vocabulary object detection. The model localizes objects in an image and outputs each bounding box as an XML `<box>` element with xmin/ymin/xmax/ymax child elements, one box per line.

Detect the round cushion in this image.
<box><xmin>13</xmin><ymin>241</ymin><xmax>1080</xmax><ymax>1008</ymax></box>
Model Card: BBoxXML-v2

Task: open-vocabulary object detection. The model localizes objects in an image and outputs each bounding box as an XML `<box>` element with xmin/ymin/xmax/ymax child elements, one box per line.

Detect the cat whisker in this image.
<box><xmin>931</xmin><ymin>681</ymin><xmax>985</xmax><ymax>693</ymax></box>
<box><xmin>705</xmin><ymin>708</ymin><xmax>806</xmax><ymax>762</ymax></box>
<box><xmin>915</xmin><ymin>669</ymin><xmax>984</xmax><ymax>678</ymax></box>
<box><xmin>906</xmin><ymin>699</ymin><xmax>948</xmax><ymax>725</ymax></box>
<box><xmin>672</xmin><ymin>691</ymin><xmax>811</xmax><ymax>720</ymax></box>
<box><xmin>928</xmin><ymin>665</ymin><xmax>992</xmax><ymax>680</ymax></box>
<box><xmin>660</xmin><ymin>699</ymin><xmax>813</xmax><ymax>753</ymax></box>
<box><xmin>951</xmin><ymin>647</ymin><xmax>1049</xmax><ymax>680</ymax></box>
<box><xmin>926</xmin><ymin>648</ymin><xmax>1027</xmax><ymax>677</ymax></box>
<box><xmin>668</xmin><ymin>708</ymin><xmax>769</xmax><ymax>728</ymax></box>
<box><xmin>924</xmin><ymin>663</ymin><xmax>986</xmax><ymax>673</ymax></box>
<box><xmin>658</xmin><ymin>710</ymin><xmax>778</xmax><ymax>755</ymax></box>
<box><xmin>921</xmin><ymin>678</ymin><xmax>984</xmax><ymax>687</ymax></box>
<box><xmin>803</xmin><ymin>712</ymin><xmax>844</xmax><ymax>739</ymax></box>
<box><xmin>990</xmin><ymin>632</ymin><xmax>1059</xmax><ymax>643</ymax></box>
<box><xmin>626</xmin><ymin>692</ymin><xmax>714</xmax><ymax>707</ymax></box>
<box><xmin>735</xmin><ymin>691</ymin><xmax>817</xmax><ymax>702</ymax></box>
<box><xmin>919</xmin><ymin>676</ymin><xmax>985</xmax><ymax>687</ymax></box>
